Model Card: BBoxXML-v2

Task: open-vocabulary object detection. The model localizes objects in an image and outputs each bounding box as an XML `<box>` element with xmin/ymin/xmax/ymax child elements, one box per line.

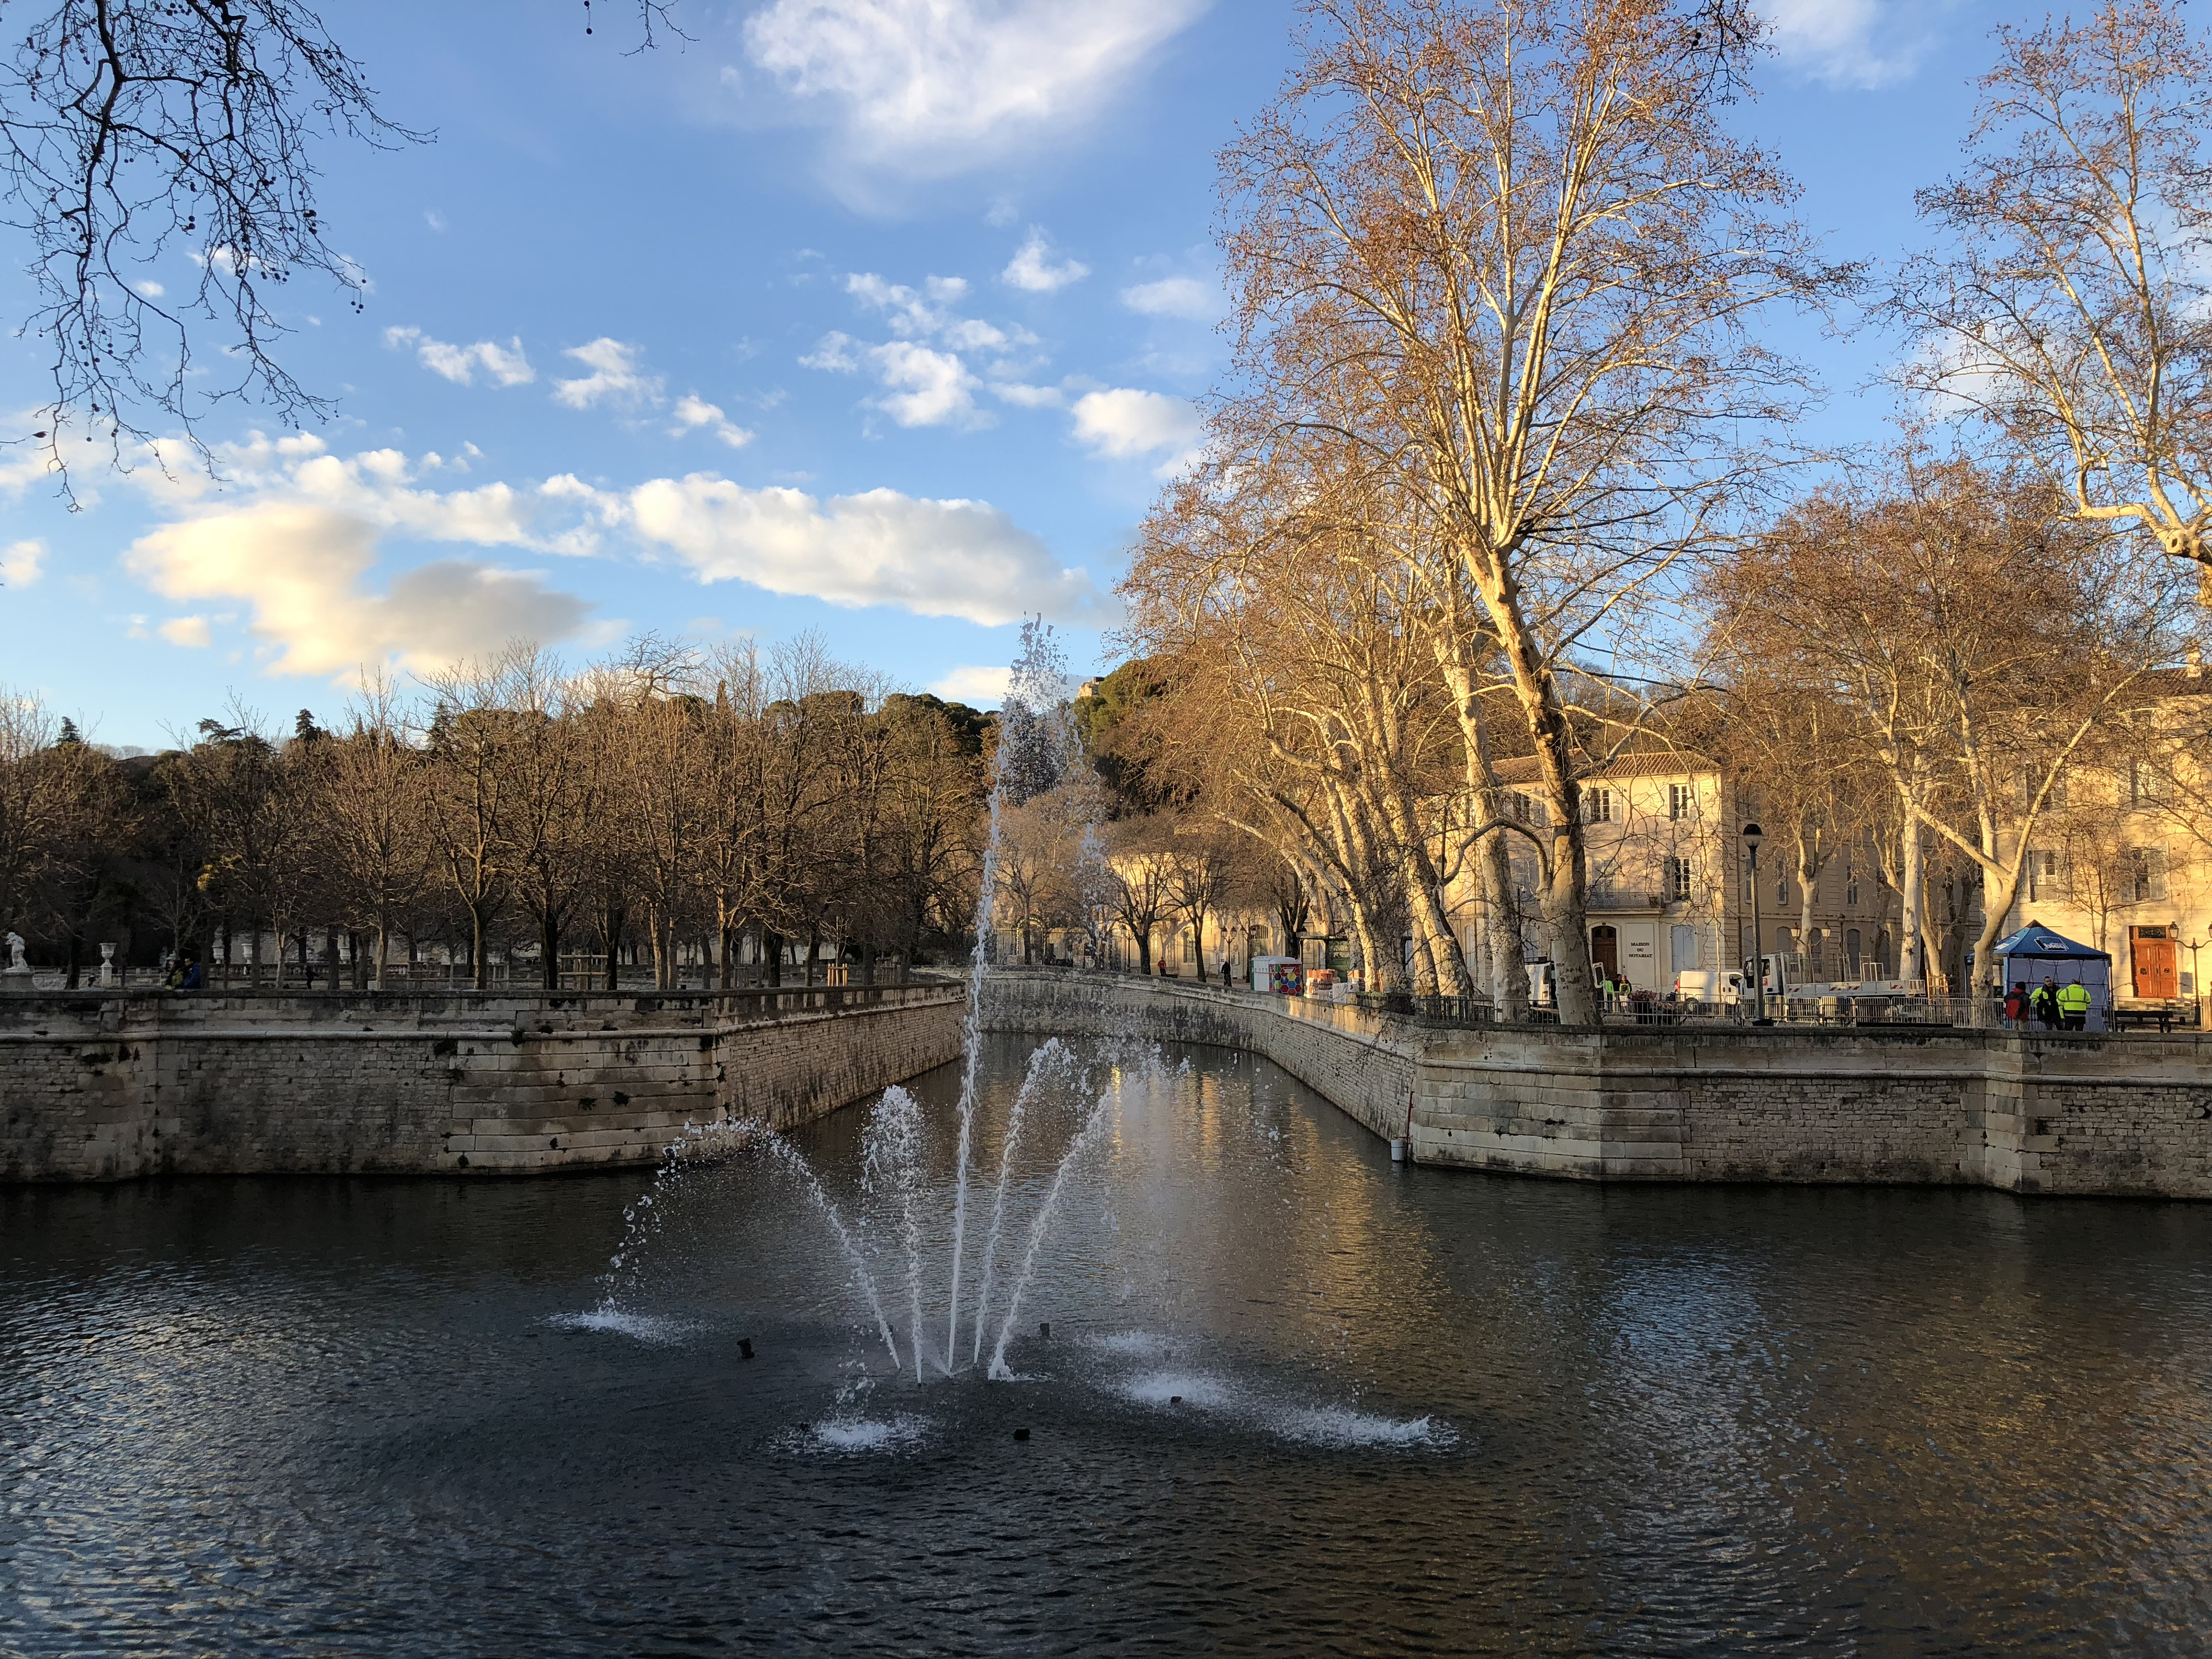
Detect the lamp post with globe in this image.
<box><xmin>1743</xmin><ymin>822</ymin><xmax>1768</xmax><ymax>1024</ymax></box>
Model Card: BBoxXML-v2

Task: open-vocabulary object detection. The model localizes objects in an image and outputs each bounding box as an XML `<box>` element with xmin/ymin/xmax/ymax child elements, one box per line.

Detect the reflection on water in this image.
<box><xmin>4</xmin><ymin>1035</ymin><xmax>2212</xmax><ymax>1655</ymax></box>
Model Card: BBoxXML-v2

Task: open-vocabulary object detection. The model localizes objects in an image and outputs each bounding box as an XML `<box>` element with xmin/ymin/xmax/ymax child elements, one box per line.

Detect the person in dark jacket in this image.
<box><xmin>2004</xmin><ymin>983</ymin><xmax>2028</xmax><ymax>1028</ymax></box>
<box><xmin>178</xmin><ymin>956</ymin><xmax>204</xmax><ymax>992</ymax></box>
<box><xmin>2033</xmin><ymin>977</ymin><xmax>2061</xmax><ymax>1029</ymax></box>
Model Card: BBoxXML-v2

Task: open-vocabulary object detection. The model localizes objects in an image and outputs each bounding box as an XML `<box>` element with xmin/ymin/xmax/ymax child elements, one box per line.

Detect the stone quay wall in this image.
<box><xmin>984</xmin><ymin>971</ymin><xmax>2212</xmax><ymax>1199</ymax></box>
<box><xmin>1</xmin><ymin>984</ymin><xmax>963</xmax><ymax>1183</ymax></box>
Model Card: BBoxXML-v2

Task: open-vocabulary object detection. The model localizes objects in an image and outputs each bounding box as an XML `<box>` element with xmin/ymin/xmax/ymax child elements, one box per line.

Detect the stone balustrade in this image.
<box><xmin>1</xmin><ymin>983</ymin><xmax>963</xmax><ymax>1182</ymax></box>
<box><xmin>983</xmin><ymin>969</ymin><xmax>2212</xmax><ymax>1199</ymax></box>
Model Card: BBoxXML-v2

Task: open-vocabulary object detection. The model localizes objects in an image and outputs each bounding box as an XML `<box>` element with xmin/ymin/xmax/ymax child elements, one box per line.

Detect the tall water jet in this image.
<box><xmin>970</xmin><ymin>1037</ymin><xmax>1079</xmax><ymax>1366</ymax></box>
<box><xmin>863</xmin><ymin>1086</ymin><xmax>931</xmax><ymax>1381</ymax></box>
<box><xmin>985</xmin><ymin>1061</ymin><xmax>1134</xmax><ymax>1380</ymax></box>
<box><xmin>762</xmin><ymin>1130</ymin><xmax>903</xmax><ymax>1371</ymax></box>
<box><xmin>945</xmin><ymin>619</ymin><xmax>1079</xmax><ymax>1366</ymax></box>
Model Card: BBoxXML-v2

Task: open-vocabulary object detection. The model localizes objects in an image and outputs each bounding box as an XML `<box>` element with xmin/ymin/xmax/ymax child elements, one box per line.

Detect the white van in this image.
<box><xmin>1674</xmin><ymin>967</ymin><xmax>1744</xmax><ymax>1005</ymax></box>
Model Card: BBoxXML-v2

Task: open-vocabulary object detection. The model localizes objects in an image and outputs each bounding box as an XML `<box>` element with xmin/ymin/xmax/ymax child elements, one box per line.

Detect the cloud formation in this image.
<box><xmin>744</xmin><ymin>0</ymin><xmax>1208</xmax><ymax>172</ymax></box>
<box><xmin>1762</xmin><ymin>0</ymin><xmax>1933</xmax><ymax>89</ymax></box>
<box><xmin>614</xmin><ymin>475</ymin><xmax>1115</xmax><ymax>626</ymax></box>
<box><xmin>928</xmin><ymin>665</ymin><xmax>1013</xmax><ymax>705</ymax></box>
<box><xmin>0</xmin><ymin>539</ymin><xmax>44</xmax><ymax>588</ymax></box>
<box><xmin>1121</xmin><ymin>275</ymin><xmax>1216</xmax><ymax>319</ymax></box>
<box><xmin>1003</xmin><ymin>228</ymin><xmax>1089</xmax><ymax>293</ymax></box>
<box><xmin>384</xmin><ymin>325</ymin><xmax>536</xmax><ymax>387</ymax></box>
<box><xmin>125</xmin><ymin>505</ymin><xmax>593</xmax><ymax>679</ymax></box>
<box><xmin>554</xmin><ymin>338</ymin><xmax>665</xmax><ymax>410</ymax></box>
<box><xmin>1071</xmin><ymin>388</ymin><xmax>1203</xmax><ymax>475</ymax></box>
<box><xmin>805</xmin><ymin>273</ymin><xmax>1042</xmax><ymax>427</ymax></box>
<box><xmin>670</xmin><ymin>394</ymin><xmax>755</xmax><ymax>448</ymax></box>
<box><xmin>117</xmin><ymin>436</ymin><xmax>599</xmax><ymax>681</ymax></box>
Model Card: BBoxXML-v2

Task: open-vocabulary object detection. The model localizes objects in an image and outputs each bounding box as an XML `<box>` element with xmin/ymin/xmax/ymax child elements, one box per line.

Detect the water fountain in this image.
<box><xmin>593</xmin><ymin>620</ymin><xmax>1146</xmax><ymax>1382</ymax></box>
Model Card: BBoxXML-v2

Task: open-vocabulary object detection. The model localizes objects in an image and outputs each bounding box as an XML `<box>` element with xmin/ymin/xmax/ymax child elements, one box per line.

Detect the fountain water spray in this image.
<box><xmin>985</xmin><ymin>1073</ymin><xmax>1124</xmax><ymax>1380</ymax></box>
<box><xmin>944</xmin><ymin>618</ymin><xmax>1079</xmax><ymax>1368</ymax></box>
<box><xmin>969</xmin><ymin>1037</ymin><xmax>1078</xmax><ymax>1365</ymax></box>
<box><xmin>863</xmin><ymin>1086</ymin><xmax>932</xmax><ymax>1380</ymax></box>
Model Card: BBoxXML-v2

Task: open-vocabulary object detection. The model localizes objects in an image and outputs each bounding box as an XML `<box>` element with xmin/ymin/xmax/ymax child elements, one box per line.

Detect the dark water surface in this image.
<box><xmin>6</xmin><ymin>1036</ymin><xmax>2212</xmax><ymax>1656</ymax></box>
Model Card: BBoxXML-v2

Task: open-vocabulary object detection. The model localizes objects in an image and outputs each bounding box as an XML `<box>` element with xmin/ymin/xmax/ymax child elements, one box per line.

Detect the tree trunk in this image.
<box><xmin>470</xmin><ymin>905</ymin><xmax>489</xmax><ymax>991</ymax></box>
<box><xmin>1478</xmin><ymin>569</ymin><xmax>1597</xmax><ymax>1024</ymax></box>
<box><xmin>1900</xmin><ymin>816</ymin><xmax>1925</xmax><ymax>986</ymax></box>
<box><xmin>602</xmin><ymin>898</ymin><xmax>624</xmax><ymax>991</ymax></box>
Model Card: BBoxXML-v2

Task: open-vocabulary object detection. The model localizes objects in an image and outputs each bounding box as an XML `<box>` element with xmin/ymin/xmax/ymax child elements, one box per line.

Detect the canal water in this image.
<box><xmin>5</xmin><ymin>1036</ymin><xmax>2211</xmax><ymax>1655</ymax></box>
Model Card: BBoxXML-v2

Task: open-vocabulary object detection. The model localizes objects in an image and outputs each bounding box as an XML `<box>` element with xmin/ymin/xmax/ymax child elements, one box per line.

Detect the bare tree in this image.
<box><xmin>320</xmin><ymin>670</ymin><xmax>427</xmax><ymax>989</ymax></box>
<box><xmin>1213</xmin><ymin>0</ymin><xmax>1845</xmax><ymax>1020</ymax></box>
<box><xmin>1894</xmin><ymin>0</ymin><xmax>2212</xmax><ymax>597</ymax></box>
<box><xmin>0</xmin><ymin>1</ymin><xmax>686</xmax><ymax>498</ymax></box>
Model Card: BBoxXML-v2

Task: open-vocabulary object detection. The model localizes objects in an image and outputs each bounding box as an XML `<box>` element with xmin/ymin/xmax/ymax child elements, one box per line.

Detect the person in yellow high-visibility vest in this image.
<box><xmin>2057</xmin><ymin>978</ymin><xmax>2092</xmax><ymax>1032</ymax></box>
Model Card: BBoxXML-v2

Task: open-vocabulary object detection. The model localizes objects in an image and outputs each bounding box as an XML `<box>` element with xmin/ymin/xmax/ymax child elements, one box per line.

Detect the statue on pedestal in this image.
<box><xmin>3</xmin><ymin>931</ymin><xmax>33</xmax><ymax>994</ymax></box>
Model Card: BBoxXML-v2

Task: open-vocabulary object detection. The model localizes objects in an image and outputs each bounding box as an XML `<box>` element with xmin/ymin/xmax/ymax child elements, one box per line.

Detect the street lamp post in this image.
<box><xmin>1743</xmin><ymin>822</ymin><xmax>1768</xmax><ymax>1024</ymax></box>
<box><xmin>2188</xmin><ymin>936</ymin><xmax>2206</xmax><ymax>1029</ymax></box>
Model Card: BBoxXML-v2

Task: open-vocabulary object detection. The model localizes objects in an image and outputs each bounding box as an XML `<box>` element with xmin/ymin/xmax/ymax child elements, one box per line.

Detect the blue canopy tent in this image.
<box><xmin>1993</xmin><ymin>922</ymin><xmax>2112</xmax><ymax>1031</ymax></box>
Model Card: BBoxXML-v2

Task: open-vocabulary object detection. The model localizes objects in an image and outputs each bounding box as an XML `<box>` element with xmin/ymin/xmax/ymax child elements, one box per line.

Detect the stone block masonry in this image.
<box><xmin>1</xmin><ymin>984</ymin><xmax>963</xmax><ymax>1183</ymax></box>
<box><xmin>985</xmin><ymin>971</ymin><xmax>2212</xmax><ymax>1200</ymax></box>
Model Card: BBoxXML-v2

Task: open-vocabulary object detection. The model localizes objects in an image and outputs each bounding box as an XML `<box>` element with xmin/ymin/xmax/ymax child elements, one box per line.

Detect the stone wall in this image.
<box><xmin>984</xmin><ymin>971</ymin><xmax>2212</xmax><ymax>1199</ymax></box>
<box><xmin>1</xmin><ymin>984</ymin><xmax>963</xmax><ymax>1183</ymax></box>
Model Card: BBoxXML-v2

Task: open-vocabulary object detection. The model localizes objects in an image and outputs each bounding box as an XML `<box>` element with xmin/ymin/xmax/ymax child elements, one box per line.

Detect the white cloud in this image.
<box><xmin>805</xmin><ymin>331</ymin><xmax>985</xmax><ymax>427</ymax></box>
<box><xmin>991</xmin><ymin>382</ymin><xmax>1065</xmax><ymax>409</ymax></box>
<box><xmin>158</xmin><ymin>615</ymin><xmax>212</xmax><ymax>648</ymax></box>
<box><xmin>669</xmin><ymin>394</ymin><xmax>756</xmax><ymax>448</ymax></box>
<box><xmin>744</xmin><ymin>0</ymin><xmax>1208</xmax><ymax>173</ymax></box>
<box><xmin>802</xmin><ymin>331</ymin><xmax>862</xmax><ymax>373</ymax></box>
<box><xmin>613</xmin><ymin>475</ymin><xmax>1115</xmax><ymax>626</ymax></box>
<box><xmin>124</xmin><ymin>505</ymin><xmax>593</xmax><ymax>680</ymax></box>
<box><xmin>1003</xmin><ymin>228</ymin><xmax>1089</xmax><ymax>293</ymax></box>
<box><xmin>930</xmin><ymin>665</ymin><xmax>1013</xmax><ymax>705</ymax></box>
<box><xmin>1071</xmin><ymin>388</ymin><xmax>1203</xmax><ymax>474</ymax></box>
<box><xmin>553</xmin><ymin>338</ymin><xmax>665</xmax><ymax>410</ymax></box>
<box><xmin>1762</xmin><ymin>0</ymin><xmax>1933</xmax><ymax>90</ymax></box>
<box><xmin>0</xmin><ymin>539</ymin><xmax>44</xmax><ymax>587</ymax></box>
<box><xmin>1121</xmin><ymin>275</ymin><xmax>1216</xmax><ymax>319</ymax></box>
<box><xmin>114</xmin><ymin>435</ymin><xmax>606</xmax><ymax>680</ymax></box>
<box><xmin>425</xmin><ymin>209</ymin><xmax>448</xmax><ymax>232</ymax></box>
<box><xmin>135</xmin><ymin>280</ymin><xmax>166</xmax><ymax>299</ymax></box>
<box><xmin>383</xmin><ymin>325</ymin><xmax>536</xmax><ymax>387</ymax></box>
<box><xmin>870</xmin><ymin>341</ymin><xmax>981</xmax><ymax>427</ymax></box>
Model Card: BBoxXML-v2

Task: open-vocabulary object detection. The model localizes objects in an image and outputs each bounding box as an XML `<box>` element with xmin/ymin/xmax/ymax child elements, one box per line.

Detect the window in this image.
<box><xmin>2126</xmin><ymin>847</ymin><xmax>2168</xmax><ymax>903</ymax></box>
<box><xmin>1665</xmin><ymin>855</ymin><xmax>1693</xmax><ymax>902</ymax></box>
<box><xmin>2131</xmin><ymin>761</ymin><xmax>2172</xmax><ymax>807</ymax></box>
<box><xmin>1776</xmin><ymin>876</ymin><xmax>1790</xmax><ymax>906</ymax></box>
<box><xmin>1583</xmin><ymin>787</ymin><xmax>1615</xmax><ymax>825</ymax></box>
<box><xmin>1845</xmin><ymin>868</ymin><xmax>1860</xmax><ymax>908</ymax></box>
<box><xmin>1668</xmin><ymin>783</ymin><xmax>1693</xmax><ymax>822</ymax></box>
<box><xmin>2026</xmin><ymin>848</ymin><xmax>2060</xmax><ymax>902</ymax></box>
<box><xmin>1511</xmin><ymin>792</ymin><xmax>1548</xmax><ymax>827</ymax></box>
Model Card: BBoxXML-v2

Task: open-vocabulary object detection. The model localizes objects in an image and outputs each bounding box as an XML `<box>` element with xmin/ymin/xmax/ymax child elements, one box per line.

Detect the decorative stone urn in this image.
<box><xmin>98</xmin><ymin>942</ymin><xmax>118</xmax><ymax>987</ymax></box>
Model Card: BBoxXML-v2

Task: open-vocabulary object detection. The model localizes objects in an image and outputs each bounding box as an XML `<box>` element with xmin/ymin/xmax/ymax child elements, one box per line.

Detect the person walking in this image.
<box><xmin>1220</xmin><ymin>958</ymin><xmax>1232</xmax><ymax>990</ymax></box>
<box><xmin>2058</xmin><ymin>978</ymin><xmax>2091</xmax><ymax>1032</ymax></box>
<box><xmin>2033</xmin><ymin>976</ymin><xmax>2062</xmax><ymax>1030</ymax></box>
<box><xmin>2004</xmin><ymin>982</ymin><xmax>2028</xmax><ymax>1029</ymax></box>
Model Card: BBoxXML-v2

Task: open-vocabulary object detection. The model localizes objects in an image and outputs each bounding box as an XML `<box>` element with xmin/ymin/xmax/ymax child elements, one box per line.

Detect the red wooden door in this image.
<box><xmin>2132</xmin><ymin>930</ymin><xmax>2179</xmax><ymax>999</ymax></box>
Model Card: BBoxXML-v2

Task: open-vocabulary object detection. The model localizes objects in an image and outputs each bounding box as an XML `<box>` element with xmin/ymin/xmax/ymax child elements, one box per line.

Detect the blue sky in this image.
<box><xmin>1</xmin><ymin>0</ymin><xmax>2044</xmax><ymax>749</ymax></box>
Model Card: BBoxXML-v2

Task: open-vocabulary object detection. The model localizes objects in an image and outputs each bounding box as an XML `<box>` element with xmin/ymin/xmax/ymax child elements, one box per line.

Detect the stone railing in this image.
<box><xmin>983</xmin><ymin>968</ymin><xmax>2212</xmax><ymax>1199</ymax></box>
<box><xmin>2</xmin><ymin>983</ymin><xmax>964</xmax><ymax>1183</ymax></box>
